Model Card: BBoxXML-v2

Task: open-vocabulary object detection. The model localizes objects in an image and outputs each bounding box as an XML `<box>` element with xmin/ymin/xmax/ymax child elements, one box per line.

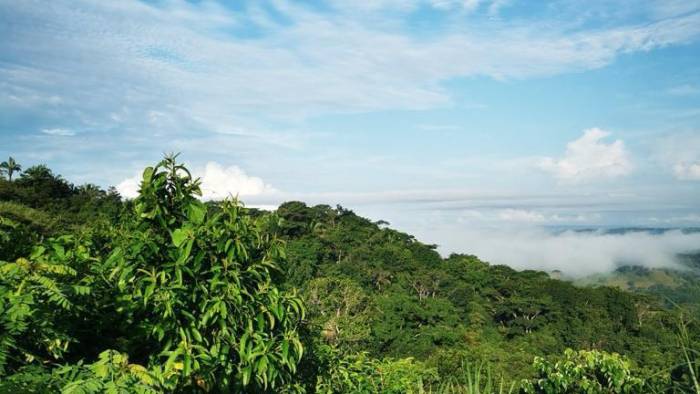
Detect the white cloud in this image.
<box><xmin>199</xmin><ymin>162</ymin><xmax>275</xmax><ymax>200</ymax></box>
<box><xmin>538</xmin><ymin>128</ymin><xmax>633</xmax><ymax>182</ymax></box>
<box><xmin>430</xmin><ymin>0</ymin><xmax>482</xmax><ymax>11</ymax></box>
<box><xmin>654</xmin><ymin>132</ymin><xmax>700</xmax><ymax>180</ymax></box>
<box><xmin>116</xmin><ymin>161</ymin><xmax>275</xmax><ymax>200</ymax></box>
<box><xmin>673</xmin><ymin>161</ymin><xmax>700</xmax><ymax>180</ymax></box>
<box><xmin>330</xmin><ymin>0</ymin><xmax>494</xmax><ymax>13</ymax></box>
<box><xmin>498</xmin><ymin>209</ymin><xmax>546</xmax><ymax>223</ymax></box>
<box><xmin>650</xmin><ymin>213</ymin><xmax>700</xmax><ymax>224</ymax></box>
<box><xmin>2</xmin><ymin>0</ymin><xmax>700</xmax><ymax>136</ymax></box>
<box><xmin>41</xmin><ymin>128</ymin><xmax>75</xmax><ymax>136</ymax></box>
<box><xmin>115</xmin><ymin>177</ymin><xmax>141</xmax><ymax>199</ymax></box>
<box><xmin>494</xmin><ymin>209</ymin><xmax>597</xmax><ymax>224</ymax></box>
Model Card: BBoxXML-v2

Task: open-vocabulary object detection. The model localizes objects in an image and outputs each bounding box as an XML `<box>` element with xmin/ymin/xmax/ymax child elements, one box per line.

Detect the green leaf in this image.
<box><xmin>187</xmin><ymin>202</ymin><xmax>206</xmax><ymax>225</ymax></box>
<box><xmin>239</xmin><ymin>332</ymin><xmax>249</xmax><ymax>357</ymax></box>
<box><xmin>241</xmin><ymin>365</ymin><xmax>252</xmax><ymax>386</ymax></box>
<box><xmin>142</xmin><ymin>166</ymin><xmax>155</xmax><ymax>184</ymax></box>
<box><xmin>281</xmin><ymin>340</ymin><xmax>289</xmax><ymax>361</ymax></box>
<box><xmin>172</xmin><ymin>228</ymin><xmax>188</xmax><ymax>247</ymax></box>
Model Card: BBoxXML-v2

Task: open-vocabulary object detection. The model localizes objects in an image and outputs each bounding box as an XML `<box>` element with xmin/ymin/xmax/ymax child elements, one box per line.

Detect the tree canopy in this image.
<box><xmin>0</xmin><ymin>156</ymin><xmax>699</xmax><ymax>393</ymax></box>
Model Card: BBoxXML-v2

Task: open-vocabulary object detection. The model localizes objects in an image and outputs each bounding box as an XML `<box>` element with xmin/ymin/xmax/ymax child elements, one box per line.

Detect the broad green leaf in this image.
<box><xmin>187</xmin><ymin>202</ymin><xmax>206</xmax><ymax>225</ymax></box>
<box><xmin>172</xmin><ymin>228</ymin><xmax>188</xmax><ymax>247</ymax></box>
<box><xmin>142</xmin><ymin>166</ymin><xmax>155</xmax><ymax>183</ymax></box>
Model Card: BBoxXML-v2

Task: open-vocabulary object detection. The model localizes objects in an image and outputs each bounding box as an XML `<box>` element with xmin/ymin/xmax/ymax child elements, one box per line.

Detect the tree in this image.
<box><xmin>0</xmin><ymin>157</ymin><xmax>21</xmax><ymax>181</ymax></box>
<box><xmin>105</xmin><ymin>155</ymin><xmax>306</xmax><ymax>391</ymax></box>
<box><xmin>304</xmin><ymin>278</ymin><xmax>373</xmax><ymax>348</ymax></box>
<box><xmin>277</xmin><ymin>201</ymin><xmax>312</xmax><ymax>237</ymax></box>
<box><xmin>15</xmin><ymin>165</ymin><xmax>73</xmax><ymax>205</ymax></box>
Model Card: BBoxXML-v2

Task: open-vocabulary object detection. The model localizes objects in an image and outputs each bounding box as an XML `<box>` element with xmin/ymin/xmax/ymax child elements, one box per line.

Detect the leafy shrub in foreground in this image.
<box><xmin>104</xmin><ymin>155</ymin><xmax>306</xmax><ymax>391</ymax></box>
<box><xmin>520</xmin><ymin>349</ymin><xmax>645</xmax><ymax>393</ymax></box>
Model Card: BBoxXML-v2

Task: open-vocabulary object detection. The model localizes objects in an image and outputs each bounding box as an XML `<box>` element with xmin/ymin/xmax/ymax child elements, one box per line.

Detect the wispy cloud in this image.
<box><xmin>667</xmin><ymin>84</ymin><xmax>700</xmax><ymax>96</ymax></box>
<box><xmin>41</xmin><ymin>128</ymin><xmax>75</xmax><ymax>136</ymax></box>
<box><xmin>2</xmin><ymin>0</ymin><xmax>700</xmax><ymax>136</ymax></box>
<box><xmin>674</xmin><ymin>162</ymin><xmax>700</xmax><ymax>180</ymax></box>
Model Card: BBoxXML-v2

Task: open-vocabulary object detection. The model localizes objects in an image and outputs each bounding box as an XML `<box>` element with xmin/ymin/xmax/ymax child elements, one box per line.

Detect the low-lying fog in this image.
<box><xmin>433</xmin><ymin>227</ymin><xmax>700</xmax><ymax>277</ymax></box>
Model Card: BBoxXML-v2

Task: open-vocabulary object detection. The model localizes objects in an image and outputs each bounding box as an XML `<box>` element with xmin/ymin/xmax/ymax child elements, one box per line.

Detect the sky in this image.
<box><xmin>2</xmin><ymin>0</ymin><xmax>700</xmax><ymax>274</ymax></box>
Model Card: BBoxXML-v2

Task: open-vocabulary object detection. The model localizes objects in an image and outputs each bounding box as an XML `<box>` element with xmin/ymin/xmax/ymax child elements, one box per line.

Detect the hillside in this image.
<box><xmin>0</xmin><ymin>159</ymin><xmax>699</xmax><ymax>393</ymax></box>
<box><xmin>273</xmin><ymin>202</ymin><xmax>692</xmax><ymax>376</ymax></box>
<box><xmin>575</xmin><ymin>260</ymin><xmax>700</xmax><ymax>314</ymax></box>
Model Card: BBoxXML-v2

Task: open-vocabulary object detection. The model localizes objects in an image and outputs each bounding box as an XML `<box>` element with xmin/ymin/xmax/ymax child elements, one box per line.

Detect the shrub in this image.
<box><xmin>520</xmin><ymin>349</ymin><xmax>645</xmax><ymax>393</ymax></box>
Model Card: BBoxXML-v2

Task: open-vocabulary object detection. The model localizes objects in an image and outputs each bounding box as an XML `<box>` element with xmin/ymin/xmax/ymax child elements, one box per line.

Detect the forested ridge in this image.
<box><xmin>0</xmin><ymin>156</ymin><xmax>698</xmax><ymax>393</ymax></box>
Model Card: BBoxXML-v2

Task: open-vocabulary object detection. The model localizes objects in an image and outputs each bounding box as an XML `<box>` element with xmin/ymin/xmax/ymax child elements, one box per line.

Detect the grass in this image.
<box><xmin>430</xmin><ymin>364</ymin><xmax>515</xmax><ymax>394</ymax></box>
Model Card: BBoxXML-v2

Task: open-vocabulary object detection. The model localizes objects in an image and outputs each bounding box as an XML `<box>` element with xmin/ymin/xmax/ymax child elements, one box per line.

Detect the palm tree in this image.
<box><xmin>0</xmin><ymin>157</ymin><xmax>21</xmax><ymax>181</ymax></box>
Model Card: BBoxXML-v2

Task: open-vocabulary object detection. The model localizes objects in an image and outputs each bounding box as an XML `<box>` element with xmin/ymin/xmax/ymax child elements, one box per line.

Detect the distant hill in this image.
<box><xmin>574</xmin><ymin>253</ymin><xmax>700</xmax><ymax>313</ymax></box>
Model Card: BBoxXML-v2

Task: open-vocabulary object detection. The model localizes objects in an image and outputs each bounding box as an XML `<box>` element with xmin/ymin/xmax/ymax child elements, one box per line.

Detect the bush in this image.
<box><xmin>520</xmin><ymin>349</ymin><xmax>645</xmax><ymax>393</ymax></box>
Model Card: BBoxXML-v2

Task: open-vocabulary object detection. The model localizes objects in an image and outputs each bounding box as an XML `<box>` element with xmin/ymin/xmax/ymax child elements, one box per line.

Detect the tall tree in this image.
<box><xmin>0</xmin><ymin>157</ymin><xmax>21</xmax><ymax>181</ymax></box>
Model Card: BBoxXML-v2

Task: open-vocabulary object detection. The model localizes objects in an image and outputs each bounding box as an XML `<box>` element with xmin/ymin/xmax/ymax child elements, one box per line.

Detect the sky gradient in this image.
<box><xmin>1</xmin><ymin>0</ymin><xmax>700</xmax><ymax>269</ymax></box>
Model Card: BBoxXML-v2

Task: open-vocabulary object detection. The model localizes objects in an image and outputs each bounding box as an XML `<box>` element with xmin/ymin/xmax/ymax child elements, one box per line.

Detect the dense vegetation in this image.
<box><xmin>1</xmin><ymin>156</ymin><xmax>699</xmax><ymax>393</ymax></box>
<box><xmin>576</xmin><ymin>262</ymin><xmax>700</xmax><ymax>317</ymax></box>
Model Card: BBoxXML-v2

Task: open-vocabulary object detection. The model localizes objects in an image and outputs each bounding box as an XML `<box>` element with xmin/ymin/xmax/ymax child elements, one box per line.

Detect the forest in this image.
<box><xmin>0</xmin><ymin>155</ymin><xmax>699</xmax><ymax>393</ymax></box>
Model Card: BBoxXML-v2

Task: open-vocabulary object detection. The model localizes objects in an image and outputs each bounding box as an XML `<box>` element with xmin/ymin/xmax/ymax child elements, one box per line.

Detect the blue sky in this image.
<box><xmin>1</xmin><ymin>0</ymin><xmax>700</xmax><ymax>266</ymax></box>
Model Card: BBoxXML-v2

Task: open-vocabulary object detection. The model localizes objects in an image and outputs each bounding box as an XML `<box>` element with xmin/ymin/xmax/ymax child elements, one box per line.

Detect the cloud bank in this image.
<box><xmin>433</xmin><ymin>227</ymin><xmax>700</xmax><ymax>277</ymax></box>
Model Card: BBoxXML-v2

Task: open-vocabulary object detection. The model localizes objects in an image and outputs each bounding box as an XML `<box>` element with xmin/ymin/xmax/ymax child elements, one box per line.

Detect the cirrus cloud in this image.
<box><xmin>2</xmin><ymin>0</ymin><xmax>700</xmax><ymax>136</ymax></box>
<box><xmin>41</xmin><ymin>128</ymin><xmax>75</xmax><ymax>136</ymax></box>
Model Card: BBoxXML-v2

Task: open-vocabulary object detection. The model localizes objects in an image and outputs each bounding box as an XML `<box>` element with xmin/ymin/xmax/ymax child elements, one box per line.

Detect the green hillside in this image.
<box><xmin>1</xmin><ymin>157</ymin><xmax>699</xmax><ymax>393</ymax></box>
<box><xmin>575</xmin><ymin>263</ymin><xmax>700</xmax><ymax>315</ymax></box>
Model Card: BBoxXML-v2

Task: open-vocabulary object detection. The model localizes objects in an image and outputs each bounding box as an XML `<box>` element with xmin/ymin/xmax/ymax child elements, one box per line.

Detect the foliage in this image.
<box><xmin>313</xmin><ymin>345</ymin><xmax>438</xmax><ymax>393</ymax></box>
<box><xmin>435</xmin><ymin>363</ymin><xmax>515</xmax><ymax>394</ymax></box>
<box><xmin>304</xmin><ymin>277</ymin><xmax>374</xmax><ymax>348</ymax></box>
<box><xmin>520</xmin><ymin>349</ymin><xmax>645</xmax><ymax>393</ymax></box>
<box><xmin>0</xmin><ymin>201</ymin><xmax>57</xmax><ymax>260</ymax></box>
<box><xmin>1</xmin><ymin>157</ymin><xmax>700</xmax><ymax>392</ymax></box>
<box><xmin>61</xmin><ymin>350</ymin><xmax>160</xmax><ymax>394</ymax></box>
<box><xmin>0</xmin><ymin>156</ymin><xmax>305</xmax><ymax>393</ymax></box>
<box><xmin>0</xmin><ymin>163</ymin><xmax>123</xmax><ymax>232</ymax></box>
<box><xmin>0</xmin><ymin>236</ymin><xmax>94</xmax><ymax>376</ymax></box>
<box><xmin>0</xmin><ymin>156</ymin><xmax>21</xmax><ymax>181</ymax></box>
<box><xmin>105</xmin><ymin>155</ymin><xmax>306</xmax><ymax>391</ymax></box>
<box><xmin>674</xmin><ymin>314</ymin><xmax>700</xmax><ymax>393</ymax></box>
